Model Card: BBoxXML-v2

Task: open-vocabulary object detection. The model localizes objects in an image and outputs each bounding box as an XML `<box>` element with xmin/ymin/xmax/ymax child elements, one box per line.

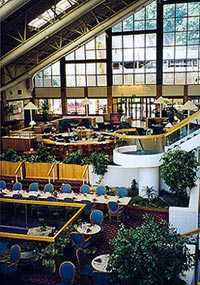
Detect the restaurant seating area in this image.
<box><xmin>1</xmin><ymin>0</ymin><xmax>200</xmax><ymax>284</ymax></box>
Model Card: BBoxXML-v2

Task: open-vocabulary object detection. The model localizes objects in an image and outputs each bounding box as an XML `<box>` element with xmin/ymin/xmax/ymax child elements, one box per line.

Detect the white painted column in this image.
<box><xmin>138</xmin><ymin>167</ymin><xmax>159</xmax><ymax>198</ymax></box>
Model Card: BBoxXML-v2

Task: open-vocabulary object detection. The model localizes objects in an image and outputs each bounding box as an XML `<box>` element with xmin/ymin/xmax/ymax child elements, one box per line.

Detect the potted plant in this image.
<box><xmin>41</xmin><ymin>99</ymin><xmax>49</xmax><ymax>123</ymax></box>
<box><xmin>160</xmin><ymin>149</ymin><xmax>197</xmax><ymax>206</ymax></box>
<box><xmin>88</xmin><ymin>152</ymin><xmax>110</xmax><ymax>184</ymax></box>
<box><xmin>108</xmin><ymin>215</ymin><xmax>193</xmax><ymax>285</ymax></box>
<box><xmin>63</xmin><ymin>150</ymin><xmax>84</xmax><ymax>165</ymax></box>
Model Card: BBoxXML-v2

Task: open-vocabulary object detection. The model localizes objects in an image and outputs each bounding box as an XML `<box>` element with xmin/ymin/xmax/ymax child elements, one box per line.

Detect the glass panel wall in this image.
<box><xmin>112</xmin><ymin>1</ymin><xmax>157</xmax><ymax>85</ymax></box>
<box><xmin>65</xmin><ymin>34</ymin><xmax>107</xmax><ymax>87</ymax></box>
<box><xmin>38</xmin><ymin>99</ymin><xmax>62</xmax><ymax>114</ymax></box>
<box><xmin>112</xmin><ymin>33</ymin><xmax>157</xmax><ymax>85</ymax></box>
<box><xmin>163</xmin><ymin>2</ymin><xmax>200</xmax><ymax>84</ymax></box>
<box><xmin>35</xmin><ymin>62</ymin><xmax>61</xmax><ymax>87</ymax></box>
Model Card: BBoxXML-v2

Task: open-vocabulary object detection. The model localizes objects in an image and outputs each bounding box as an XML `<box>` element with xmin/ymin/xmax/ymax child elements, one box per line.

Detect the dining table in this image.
<box><xmin>91</xmin><ymin>254</ymin><xmax>110</xmax><ymax>273</ymax></box>
<box><xmin>27</xmin><ymin>226</ymin><xmax>55</xmax><ymax>236</ymax></box>
<box><xmin>1</xmin><ymin>189</ymin><xmax>131</xmax><ymax>206</ymax></box>
<box><xmin>76</xmin><ymin>222</ymin><xmax>101</xmax><ymax>235</ymax></box>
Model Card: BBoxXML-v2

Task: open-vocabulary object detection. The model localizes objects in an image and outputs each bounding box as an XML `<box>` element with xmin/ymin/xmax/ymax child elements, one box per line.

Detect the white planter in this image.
<box><xmin>89</xmin><ymin>164</ymin><xmax>159</xmax><ymax>197</ymax></box>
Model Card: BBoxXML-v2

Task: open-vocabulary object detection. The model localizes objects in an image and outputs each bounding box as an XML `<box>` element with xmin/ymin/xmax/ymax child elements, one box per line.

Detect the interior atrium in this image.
<box><xmin>0</xmin><ymin>1</ymin><xmax>200</xmax><ymax>285</ymax></box>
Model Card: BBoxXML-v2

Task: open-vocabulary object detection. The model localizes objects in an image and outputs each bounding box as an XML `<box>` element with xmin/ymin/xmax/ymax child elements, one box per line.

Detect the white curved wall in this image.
<box><xmin>138</xmin><ymin>167</ymin><xmax>160</xmax><ymax>198</ymax></box>
<box><xmin>113</xmin><ymin>146</ymin><xmax>163</xmax><ymax>168</ymax></box>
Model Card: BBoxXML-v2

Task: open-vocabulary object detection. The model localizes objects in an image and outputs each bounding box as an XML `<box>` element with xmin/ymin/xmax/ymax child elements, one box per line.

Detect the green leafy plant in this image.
<box><xmin>131</xmin><ymin>195</ymin><xmax>168</xmax><ymax>208</ymax></box>
<box><xmin>35</xmin><ymin>145</ymin><xmax>56</xmax><ymax>162</ymax></box>
<box><xmin>89</xmin><ymin>152</ymin><xmax>110</xmax><ymax>176</ymax></box>
<box><xmin>108</xmin><ymin>215</ymin><xmax>193</xmax><ymax>285</ymax></box>
<box><xmin>160</xmin><ymin>149</ymin><xmax>197</xmax><ymax>204</ymax></box>
<box><xmin>41</xmin><ymin>99</ymin><xmax>49</xmax><ymax>122</ymax></box>
<box><xmin>129</xmin><ymin>179</ymin><xmax>139</xmax><ymax>197</ymax></box>
<box><xmin>63</xmin><ymin>150</ymin><xmax>85</xmax><ymax>164</ymax></box>
<box><xmin>1</xmin><ymin>149</ymin><xmax>21</xmax><ymax>162</ymax></box>
<box><xmin>145</xmin><ymin>186</ymin><xmax>157</xmax><ymax>202</ymax></box>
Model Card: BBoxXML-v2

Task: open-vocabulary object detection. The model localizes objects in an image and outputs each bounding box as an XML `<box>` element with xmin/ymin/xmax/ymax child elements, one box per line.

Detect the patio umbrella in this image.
<box><xmin>181</xmin><ymin>101</ymin><xmax>198</xmax><ymax>115</ymax></box>
<box><xmin>24</xmin><ymin>102</ymin><xmax>38</xmax><ymax>124</ymax></box>
<box><xmin>155</xmin><ymin>97</ymin><xmax>172</xmax><ymax>117</ymax></box>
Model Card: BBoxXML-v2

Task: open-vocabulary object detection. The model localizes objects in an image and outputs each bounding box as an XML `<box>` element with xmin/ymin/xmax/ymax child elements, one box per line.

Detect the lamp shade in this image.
<box><xmin>155</xmin><ymin>97</ymin><xmax>171</xmax><ymax>105</ymax></box>
<box><xmin>182</xmin><ymin>101</ymin><xmax>198</xmax><ymax>112</ymax></box>
<box><xmin>24</xmin><ymin>102</ymin><xmax>38</xmax><ymax>110</ymax></box>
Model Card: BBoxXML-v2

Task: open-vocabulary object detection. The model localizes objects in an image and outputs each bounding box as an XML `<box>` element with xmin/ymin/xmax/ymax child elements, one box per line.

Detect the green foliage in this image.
<box><xmin>63</xmin><ymin>150</ymin><xmax>84</xmax><ymax>165</ymax></box>
<box><xmin>1</xmin><ymin>149</ymin><xmax>21</xmax><ymax>162</ymax></box>
<box><xmin>19</xmin><ymin>229</ymin><xmax>71</xmax><ymax>273</ymax></box>
<box><xmin>131</xmin><ymin>195</ymin><xmax>168</xmax><ymax>208</ymax></box>
<box><xmin>145</xmin><ymin>186</ymin><xmax>157</xmax><ymax>202</ymax></box>
<box><xmin>89</xmin><ymin>152</ymin><xmax>110</xmax><ymax>176</ymax></box>
<box><xmin>160</xmin><ymin>149</ymin><xmax>197</xmax><ymax>200</ymax></box>
<box><xmin>41</xmin><ymin>99</ymin><xmax>49</xmax><ymax>122</ymax></box>
<box><xmin>129</xmin><ymin>179</ymin><xmax>139</xmax><ymax>197</ymax></box>
<box><xmin>108</xmin><ymin>215</ymin><xmax>193</xmax><ymax>285</ymax></box>
<box><xmin>31</xmin><ymin>145</ymin><xmax>56</xmax><ymax>162</ymax></box>
<box><xmin>63</xmin><ymin>151</ymin><xmax>111</xmax><ymax>177</ymax></box>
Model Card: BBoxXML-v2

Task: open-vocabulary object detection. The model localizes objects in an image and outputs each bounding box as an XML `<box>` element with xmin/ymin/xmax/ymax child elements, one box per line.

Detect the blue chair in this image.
<box><xmin>57</xmin><ymin>261</ymin><xmax>76</xmax><ymax>285</ymax></box>
<box><xmin>44</xmin><ymin>183</ymin><xmax>54</xmax><ymax>193</ymax></box>
<box><xmin>81</xmin><ymin>200</ymin><xmax>92</xmax><ymax>216</ymax></box>
<box><xmin>107</xmin><ymin>201</ymin><xmax>123</xmax><ymax>223</ymax></box>
<box><xmin>117</xmin><ymin>187</ymin><xmax>128</xmax><ymax>198</ymax></box>
<box><xmin>93</xmin><ymin>271</ymin><xmax>110</xmax><ymax>285</ymax></box>
<box><xmin>29</xmin><ymin>182</ymin><xmax>39</xmax><ymax>192</ymax></box>
<box><xmin>70</xmin><ymin>232</ymin><xmax>90</xmax><ymax>249</ymax></box>
<box><xmin>0</xmin><ymin>180</ymin><xmax>6</xmax><ymax>190</ymax></box>
<box><xmin>76</xmin><ymin>249</ymin><xmax>93</xmax><ymax>277</ymax></box>
<box><xmin>12</xmin><ymin>182</ymin><xmax>22</xmax><ymax>191</ymax></box>
<box><xmin>80</xmin><ymin>184</ymin><xmax>90</xmax><ymax>194</ymax></box>
<box><xmin>61</xmin><ymin>183</ymin><xmax>72</xmax><ymax>193</ymax></box>
<box><xmin>0</xmin><ymin>241</ymin><xmax>8</xmax><ymax>255</ymax></box>
<box><xmin>0</xmin><ymin>244</ymin><xmax>21</xmax><ymax>275</ymax></box>
<box><xmin>96</xmin><ymin>185</ymin><xmax>106</xmax><ymax>196</ymax></box>
<box><xmin>90</xmin><ymin>209</ymin><xmax>104</xmax><ymax>226</ymax></box>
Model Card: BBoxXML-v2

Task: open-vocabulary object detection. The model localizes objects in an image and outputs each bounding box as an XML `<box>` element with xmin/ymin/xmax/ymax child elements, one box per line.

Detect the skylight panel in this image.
<box><xmin>28</xmin><ymin>0</ymin><xmax>77</xmax><ymax>29</ymax></box>
<box><xmin>0</xmin><ymin>0</ymin><xmax>9</xmax><ymax>7</ymax></box>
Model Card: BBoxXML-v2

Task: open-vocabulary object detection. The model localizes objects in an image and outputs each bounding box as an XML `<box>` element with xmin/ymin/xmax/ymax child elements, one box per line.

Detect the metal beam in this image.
<box><xmin>0</xmin><ymin>0</ymin><xmax>105</xmax><ymax>68</ymax></box>
<box><xmin>0</xmin><ymin>0</ymin><xmax>31</xmax><ymax>22</ymax></box>
<box><xmin>0</xmin><ymin>0</ymin><xmax>148</xmax><ymax>92</ymax></box>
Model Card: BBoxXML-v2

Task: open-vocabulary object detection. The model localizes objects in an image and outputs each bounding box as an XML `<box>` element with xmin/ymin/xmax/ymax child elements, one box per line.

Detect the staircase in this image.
<box><xmin>165</xmin><ymin>129</ymin><xmax>200</xmax><ymax>152</ymax></box>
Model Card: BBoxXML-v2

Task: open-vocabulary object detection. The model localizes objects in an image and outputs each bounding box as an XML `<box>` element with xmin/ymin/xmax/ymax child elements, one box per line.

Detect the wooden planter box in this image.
<box><xmin>0</xmin><ymin>161</ymin><xmax>20</xmax><ymax>177</ymax></box>
<box><xmin>59</xmin><ymin>163</ymin><xmax>87</xmax><ymax>180</ymax></box>
<box><xmin>24</xmin><ymin>162</ymin><xmax>54</xmax><ymax>180</ymax></box>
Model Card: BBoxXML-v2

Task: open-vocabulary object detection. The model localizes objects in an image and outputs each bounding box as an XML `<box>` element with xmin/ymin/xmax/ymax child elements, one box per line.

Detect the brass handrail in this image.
<box><xmin>14</xmin><ymin>161</ymin><xmax>24</xmax><ymax>182</ymax></box>
<box><xmin>47</xmin><ymin>162</ymin><xmax>57</xmax><ymax>183</ymax></box>
<box><xmin>81</xmin><ymin>165</ymin><xmax>89</xmax><ymax>185</ymax></box>
<box><xmin>112</xmin><ymin>110</ymin><xmax>200</xmax><ymax>140</ymax></box>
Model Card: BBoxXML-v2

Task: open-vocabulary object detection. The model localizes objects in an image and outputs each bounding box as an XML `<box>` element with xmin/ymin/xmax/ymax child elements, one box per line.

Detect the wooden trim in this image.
<box><xmin>180</xmin><ymin>228</ymin><xmax>200</xmax><ymax>237</ymax></box>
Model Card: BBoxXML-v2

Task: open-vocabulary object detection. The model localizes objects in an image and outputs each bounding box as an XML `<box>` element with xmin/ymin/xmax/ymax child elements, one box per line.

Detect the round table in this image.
<box><xmin>21</xmin><ymin>251</ymin><xmax>34</xmax><ymax>260</ymax></box>
<box><xmin>76</xmin><ymin>223</ymin><xmax>101</xmax><ymax>235</ymax></box>
<box><xmin>91</xmin><ymin>254</ymin><xmax>110</xmax><ymax>273</ymax></box>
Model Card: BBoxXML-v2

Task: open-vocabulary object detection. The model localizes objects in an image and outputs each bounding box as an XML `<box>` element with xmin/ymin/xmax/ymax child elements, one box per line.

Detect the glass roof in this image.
<box><xmin>28</xmin><ymin>0</ymin><xmax>77</xmax><ymax>29</ymax></box>
<box><xmin>0</xmin><ymin>0</ymin><xmax>10</xmax><ymax>8</ymax></box>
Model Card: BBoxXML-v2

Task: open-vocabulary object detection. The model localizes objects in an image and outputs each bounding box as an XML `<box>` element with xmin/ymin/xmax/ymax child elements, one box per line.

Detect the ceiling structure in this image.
<box><xmin>0</xmin><ymin>0</ymin><xmax>149</xmax><ymax>92</ymax></box>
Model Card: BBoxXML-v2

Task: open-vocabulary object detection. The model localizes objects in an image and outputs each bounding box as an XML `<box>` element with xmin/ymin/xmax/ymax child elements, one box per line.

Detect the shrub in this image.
<box><xmin>1</xmin><ymin>149</ymin><xmax>21</xmax><ymax>161</ymax></box>
<box><xmin>63</xmin><ymin>150</ymin><xmax>85</xmax><ymax>164</ymax></box>
<box><xmin>160</xmin><ymin>149</ymin><xmax>197</xmax><ymax>201</ymax></box>
<box><xmin>108</xmin><ymin>215</ymin><xmax>193</xmax><ymax>285</ymax></box>
<box><xmin>89</xmin><ymin>152</ymin><xmax>110</xmax><ymax>176</ymax></box>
